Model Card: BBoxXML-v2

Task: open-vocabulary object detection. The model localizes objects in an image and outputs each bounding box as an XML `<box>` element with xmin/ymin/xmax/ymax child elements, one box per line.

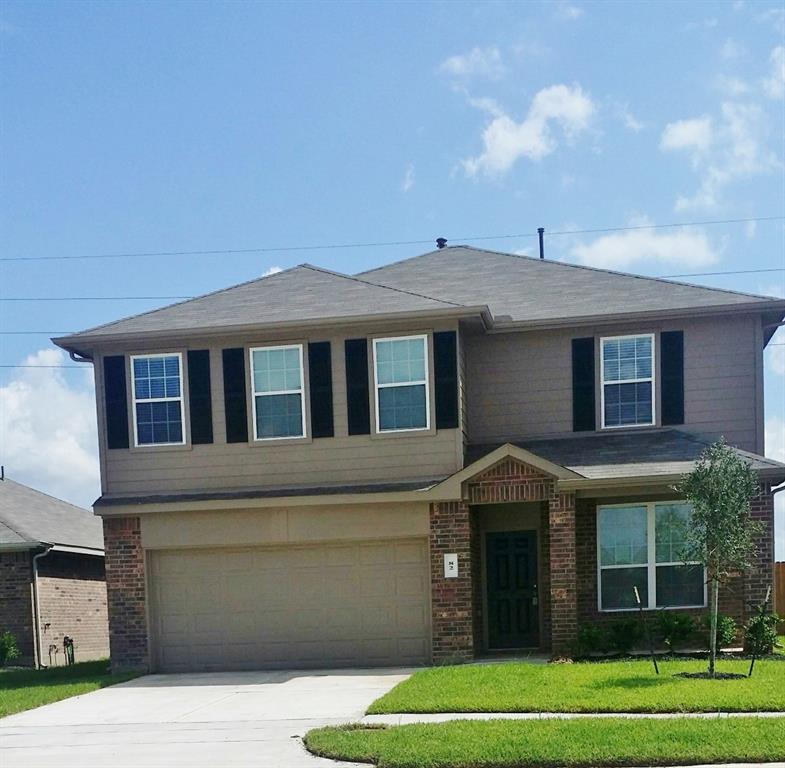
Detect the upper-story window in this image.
<box><xmin>250</xmin><ymin>344</ymin><xmax>306</xmax><ymax>440</ymax></box>
<box><xmin>598</xmin><ymin>501</ymin><xmax>705</xmax><ymax>611</ymax></box>
<box><xmin>373</xmin><ymin>335</ymin><xmax>430</xmax><ymax>432</ymax></box>
<box><xmin>131</xmin><ymin>353</ymin><xmax>185</xmax><ymax>446</ymax></box>
<box><xmin>601</xmin><ymin>334</ymin><xmax>655</xmax><ymax>428</ymax></box>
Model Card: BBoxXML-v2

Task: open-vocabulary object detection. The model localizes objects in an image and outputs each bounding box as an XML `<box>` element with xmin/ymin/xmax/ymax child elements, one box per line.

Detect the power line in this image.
<box><xmin>1</xmin><ymin>215</ymin><xmax>782</xmax><ymax>263</ymax></box>
<box><xmin>1</xmin><ymin>264</ymin><xmax>783</xmax><ymax>303</ymax></box>
<box><xmin>0</xmin><ymin>296</ymin><xmax>192</xmax><ymax>302</ymax></box>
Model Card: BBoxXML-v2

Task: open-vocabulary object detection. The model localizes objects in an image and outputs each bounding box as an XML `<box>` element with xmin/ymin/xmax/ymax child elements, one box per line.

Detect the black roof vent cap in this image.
<box><xmin>436</xmin><ymin>237</ymin><xmax>447</xmax><ymax>249</ymax></box>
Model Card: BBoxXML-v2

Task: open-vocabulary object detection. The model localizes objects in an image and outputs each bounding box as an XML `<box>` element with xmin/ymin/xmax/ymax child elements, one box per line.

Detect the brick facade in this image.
<box><xmin>0</xmin><ymin>551</ymin><xmax>34</xmax><ymax>665</ymax></box>
<box><xmin>103</xmin><ymin>516</ymin><xmax>149</xmax><ymax>672</ymax></box>
<box><xmin>430</xmin><ymin>501</ymin><xmax>476</xmax><ymax>663</ymax></box>
<box><xmin>576</xmin><ymin>488</ymin><xmax>776</xmax><ymax>638</ymax></box>
<box><xmin>429</xmin><ymin>458</ymin><xmax>578</xmax><ymax>661</ymax></box>
<box><xmin>37</xmin><ymin>551</ymin><xmax>109</xmax><ymax>665</ymax></box>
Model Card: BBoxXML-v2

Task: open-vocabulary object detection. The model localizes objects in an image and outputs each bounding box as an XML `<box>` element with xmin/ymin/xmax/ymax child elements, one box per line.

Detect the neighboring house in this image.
<box><xmin>0</xmin><ymin>477</ymin><xmax>109</xmax><ymax>667</ymax></box>
<box><xmin>53</xmin><ymin>245</ymin><xmax>785</xmax><ymax>673</ymax></box>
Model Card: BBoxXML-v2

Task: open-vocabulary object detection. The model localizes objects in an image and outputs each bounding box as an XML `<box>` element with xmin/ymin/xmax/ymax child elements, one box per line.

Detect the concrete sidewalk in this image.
<box><xmin>363</xmin><ymin>710</ymin><xmax>785</xmax><ymax>725</ymax></box>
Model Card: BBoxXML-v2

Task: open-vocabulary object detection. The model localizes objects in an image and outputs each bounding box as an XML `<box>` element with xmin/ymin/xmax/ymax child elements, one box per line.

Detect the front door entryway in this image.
<box><xmin>486</xmin><ymin>530</ymin><xmax>539</xmax><ymax>649</ymax></box>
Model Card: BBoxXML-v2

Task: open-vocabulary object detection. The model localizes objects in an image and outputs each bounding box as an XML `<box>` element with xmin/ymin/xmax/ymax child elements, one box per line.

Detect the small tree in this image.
<box><xmin>677</xmin><ymin>439</ymin><xmax>762</xmax><ymax>678</ymax></box>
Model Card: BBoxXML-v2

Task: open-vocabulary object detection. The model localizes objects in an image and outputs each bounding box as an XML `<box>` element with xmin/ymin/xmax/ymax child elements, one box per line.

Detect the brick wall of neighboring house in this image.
<box><xmin>0</xmin><ymin>550</ymin><xmax>34</xmax><ymax>665</ymax></box>
<box><xmin>37</xmin><ymin>551</ymin><xmax>109</xmax><ymax>666</ymax></box>
<box><xmin>430</xmin><ymin>501</ymin><xmax>476</xmax><ymax>663</ymax></box>
<box><xmin>575</xmin><ymin>496</ymin><xmax>772</xmax><ymax>644</ymax></box>
<box><xmin>103</xmin><ymin>516</ymin><xmax>149</xmax><ymax>672</ymax></box>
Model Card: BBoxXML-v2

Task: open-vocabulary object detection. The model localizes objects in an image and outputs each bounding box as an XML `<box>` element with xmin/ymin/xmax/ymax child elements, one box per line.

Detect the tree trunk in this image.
<box><xmin>709</xmin><ymin>577</ymin><xmax>720</xmax><ymax>678</ymax></box>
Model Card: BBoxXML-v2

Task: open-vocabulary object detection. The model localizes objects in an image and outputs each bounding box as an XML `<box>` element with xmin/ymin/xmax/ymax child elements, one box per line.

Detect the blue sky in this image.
<box><xmin>1</xmin><ymin>1</ymin><xmax>783</xmax><ymax>554</ymax></box>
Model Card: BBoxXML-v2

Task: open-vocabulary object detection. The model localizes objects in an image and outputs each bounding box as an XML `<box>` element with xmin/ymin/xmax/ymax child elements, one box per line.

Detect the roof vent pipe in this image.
<box><xmin>436</xmin><ymin>237</ymin><xmax>447</xmax><ymax>249</ymax></box>
<box><xmin>538</xmin><ymin>228</ymin><xmax>545</xmax><ymax>259</ymax></box>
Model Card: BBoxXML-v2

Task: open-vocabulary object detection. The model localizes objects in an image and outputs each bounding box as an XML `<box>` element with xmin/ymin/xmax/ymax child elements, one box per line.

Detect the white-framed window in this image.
<box><xmin>600</xmin><ymin>333</ymin><xmax>655</xmax><ymax>428</ymax></box>
<box><xmin>597</xmin><ymin>501</ymin><xmax>706</xmax><ymax>611</ymax></box>
<box><xmin>373</xmin><ymin>334</ymin><xmax>430</xmax><ymax>433</ymax></box>
<box><xmin>250</xmin><ymin>344</ymin><xmax>306</xmax><ymax>440</ymax></box>
<box><xmin>130</xmin><ymin>353</ymin><xmax>185</xmax><ymax>446</ymax></box>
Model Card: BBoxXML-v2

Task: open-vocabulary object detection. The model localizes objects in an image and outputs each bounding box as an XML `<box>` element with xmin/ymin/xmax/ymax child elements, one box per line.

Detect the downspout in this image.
<box><xmin>31</xmin><ymin>545</ymin><xmax>53</xmax><ymax>669</ymax></box>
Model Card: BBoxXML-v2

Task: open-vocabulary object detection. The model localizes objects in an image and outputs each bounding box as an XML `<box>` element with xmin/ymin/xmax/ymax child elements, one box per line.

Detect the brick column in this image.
<box><xmin>744</xmin><ymin>483</ymin><xmax>775</xmax><ymax>620</ymax></box>
<box><xmin>103</xmin><ymin>516</ymin><xmax>149</xmax><ymax>672</ymax></box>
<box><xmin>0</xmin><ymin>551</ymin><xmax>35</xmax><ymax>665</ymax></box>
<box><xmin>549</xmin><ymin>491</ymin><xmax>577</xmax><ymax>657</ymax></box>
<box><xmin>430</xmin><ymin>501</ymin><xmax>475</xmax><ymax>663</ymax></box>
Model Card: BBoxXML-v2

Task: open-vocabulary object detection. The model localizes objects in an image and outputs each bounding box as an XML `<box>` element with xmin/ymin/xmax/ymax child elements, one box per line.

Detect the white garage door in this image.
<box><xmin>148</xmin><ymin>538</ymin><xmax>430</xmax><ymax>671</ymax></box>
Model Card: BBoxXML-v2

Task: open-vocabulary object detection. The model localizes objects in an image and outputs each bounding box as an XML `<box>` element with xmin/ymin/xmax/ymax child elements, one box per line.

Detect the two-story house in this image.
<box><xmin>54</xmin><ymin>245</ymin><xmax>785</xmax><ymax>672</ymax></box>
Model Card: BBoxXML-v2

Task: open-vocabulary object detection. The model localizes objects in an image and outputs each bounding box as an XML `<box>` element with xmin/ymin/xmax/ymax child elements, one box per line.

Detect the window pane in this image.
<box><xmin>599</xmin><ymin>506</ymin><xmax>648</xmax><ymax>566</ymax></box>
<box><xmin>604</xmin><ymin>381</ymin><xmax>653</xmax><ymax>426</ymax></box>
<box><xmin>656</xmin><ymin>565</ymin><xmax>704</xmax><ymax>607</ymax></box>
<box><xmin>378</xmin><ymin>384</ymin><xmax>426</xmax><ymax>430</ymax></box>
<box><xmin>376</xmin><ymin>338</ymin><xmax>426</xmax><ymax>385</ymax></box>
<box><xmin>252</xmin><ymin>347</ymin><xmax>302</xmax><ymax>393</ymax></box>
<box><xmin>601</xmin><ymin>567</ymin><xmax>648</xmax><ymax>610</ymax></box>
<box><xmin>255</xmin><ymin>393</ymin><xmax>303</xmax><ymax>438</ymax></box>
<box><xmin>134</xmin><ymin>355</ymin><xmax>180</xmax><ymax>402</ymax></box>
<box><xmin>602</xmin><ymin>336</ymin><xmax>652</xmax><ymax>384</ymax></box>
<box><xmin>655</xmin><ymin>502</ymin><xmax>692</xmax><ymax>563</ymax></box>
<box><xmin>135</xmin><ymin>399</ymin><xmax>182</xmax><ymax>445</ymax></box>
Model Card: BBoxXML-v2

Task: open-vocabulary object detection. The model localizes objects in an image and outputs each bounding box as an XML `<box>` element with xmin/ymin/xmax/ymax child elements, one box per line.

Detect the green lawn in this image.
<box><xmin>0</xmin><ymin>661</ymin><xmax>138</xmax><ymax>718</ymax></box>
<box><xmin>368</xmin><ymin>658</ymin><xmax>785</xmax><ymax>714</ymax></box>
<box><xmin>777</xmin><ymin>635</ymin><xmax>785</xmax><ymax>655</ymax></box>
<box><xmin>304</xmin><ymin>718</ymin><xmax>785</xmax><ymax>768</ymax></box>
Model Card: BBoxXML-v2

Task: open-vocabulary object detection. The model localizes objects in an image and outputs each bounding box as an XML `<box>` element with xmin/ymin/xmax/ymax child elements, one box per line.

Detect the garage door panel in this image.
<box><xmin>150</xmin><ymin>538</ymin><xmax>429</xmax><ymax>671</ymax></box>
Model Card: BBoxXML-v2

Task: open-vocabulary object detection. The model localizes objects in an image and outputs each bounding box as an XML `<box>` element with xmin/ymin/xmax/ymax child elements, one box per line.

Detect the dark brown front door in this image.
<box><xmin>486</xmin><ymin>530</ymin><xmax>539</xmax><ymax>649</ymax></box>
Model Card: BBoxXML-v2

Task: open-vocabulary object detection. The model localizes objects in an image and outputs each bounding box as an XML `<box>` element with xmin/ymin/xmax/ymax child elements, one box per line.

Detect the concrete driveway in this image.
<box><xmin>0</xmin><ymin>667</ymin><xmax>412</xmax><ymax>768</ymax></box>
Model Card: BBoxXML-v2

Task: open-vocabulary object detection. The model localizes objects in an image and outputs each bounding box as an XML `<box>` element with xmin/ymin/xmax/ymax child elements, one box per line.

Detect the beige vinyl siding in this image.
<box><xmin>466</xmin><ymin>314</ymin><xmax>761</xmax><ymax>452</ymax></box>
<box><xmin>97</xmin><ymin>321</ymin><xmax>463</xmax><ymax>496</ymax></box>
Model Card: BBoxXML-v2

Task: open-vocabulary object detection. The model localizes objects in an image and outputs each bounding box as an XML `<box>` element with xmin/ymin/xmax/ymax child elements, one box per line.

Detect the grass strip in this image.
<box><xmin>368</xmin><ymin>658</ymin><xmax>785</xmax><ymax>714</ymax></box>
<box><xmin>0</xmin><ymin>660</ymin><xmax>138</xmax><ymax>718</ymax></box>
<box><xmin>305</xmin><ymin>717</ymin><xmax>785</xmax><ymax>768</ymax></box>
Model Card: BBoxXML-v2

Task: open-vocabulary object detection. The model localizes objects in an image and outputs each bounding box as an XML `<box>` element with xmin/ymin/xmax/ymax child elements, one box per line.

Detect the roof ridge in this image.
<box><xmin>362</xmin><ymin>244</ymin><xmax>781</xmax><ymax>304</ymax></box>
<box><xmin>304</xmin><ymin>263</ymin><xmax>466</xmax><ymax>308</ymax></box>
<box><xmin>55</xmin><ymin>264</ymin><xmax>304</xmax><ymax>341</ymax></box>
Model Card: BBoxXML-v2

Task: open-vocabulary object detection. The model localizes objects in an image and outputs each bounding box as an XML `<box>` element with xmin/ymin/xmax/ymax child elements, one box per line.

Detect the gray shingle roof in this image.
<box><xmin>361</xmin><ymin>246</ymin><xmax>782</xmax><ymax>325</ymax></box>
<box><xmin>56</xmin><ymin>264</ymin><xmax>464</xmax><ymax>344</ymax></box>
<box><xmin>0</xmin><ymin>479</ymin><xmax>104</xmax><ymax>551</ymax></box>
<box><xmin>54</xmin><ymin>246</ymin><xmax>785</xmax><ymax>350</ymax></box>
<box><xmin>466</xmin><ymin>429</ymin><xmax>785</xmax><ymax>482</ymax></box>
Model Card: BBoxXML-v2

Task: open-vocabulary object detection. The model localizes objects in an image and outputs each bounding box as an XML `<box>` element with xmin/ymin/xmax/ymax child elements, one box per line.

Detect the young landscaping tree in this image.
<box><xmin>677</xmin><ymin>439</ymin><xmax>763</xmax><ymax>678</ymax></box>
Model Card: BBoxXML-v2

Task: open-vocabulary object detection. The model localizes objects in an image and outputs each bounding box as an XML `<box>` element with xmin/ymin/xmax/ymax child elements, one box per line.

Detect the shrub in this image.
<box><xmin>702</xmin><ymin>614</ymin><xmax>737</xmax><ymax>650</ymax></box>
<box><xmin>0</xmin><ymin>631</ymin><xmax>21</xmax><ymax>667</ymax></box>
<box><xmin>654</xmin><ymin>612</ymin><xmax>696</xmax><ymax>653</ymax></box>
<box><xmin>607</xmin><ymin>619</ymin><xmax>643</xmax><ymax>655</ymax></box>
<box><xmin>572</xmin><ymin>625</ymin><xmax>611</xmax><ymax>657</ymax></box>
<box><xmin>744</xmin><ymin>612</ymin><xmax>781</xmax><ymax>656</ymax></box>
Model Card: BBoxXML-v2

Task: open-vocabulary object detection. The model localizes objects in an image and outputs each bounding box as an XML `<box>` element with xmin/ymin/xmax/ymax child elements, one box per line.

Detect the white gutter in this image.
<box><xmin>31</xmin><ymin>545</ymin><xmax>53</xmax><ymax>669</ymax></box>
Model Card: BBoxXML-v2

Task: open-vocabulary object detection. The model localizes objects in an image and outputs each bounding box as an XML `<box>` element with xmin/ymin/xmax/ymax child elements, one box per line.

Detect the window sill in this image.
<box><xmin>599</xmin><ymin>604</ymin><xmax>708</xmax><ymax>613</ymax></box>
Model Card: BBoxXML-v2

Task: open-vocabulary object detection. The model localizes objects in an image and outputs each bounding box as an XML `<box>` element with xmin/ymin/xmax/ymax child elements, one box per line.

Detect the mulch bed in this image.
<box><xmin>674</xmin><ymin>671</ymin><xmax>748</xmax><ymax>680</ymax></box>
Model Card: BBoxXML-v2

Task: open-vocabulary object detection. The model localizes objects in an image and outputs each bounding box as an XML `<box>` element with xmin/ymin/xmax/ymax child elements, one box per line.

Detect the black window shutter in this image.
<box><xmin>187</xmin><ymin>350</ymin><xmax>213</xmax><ymax>445</ymax></box>
<box><xmin>222</xmin><ymin>348</ymin><xmax>248</xmax><ymax>443</ymax></box>
<box><xmin>572</xmin><ymin>337</ymin><xmax>596</xmax><ymax>432</ymax></box>
<box><xmin>308</xmin><ymin>341</ymin><xmax>334</xmax><ymax>438</ymax></box>
<box><xmin>433</xmin><ymin>331</ymin><xmax>459</xmax><ymax>429</ymax></box>
<box><xmin>344</xmin><ymin>338</ymin><xmax>370</xmax><ymax>435</ymax></box>
<box><xmin>661</xmin><ymin>331</ymin><xmax>685</xmax><ymax>425</ymax></box>
<box><xmin>103</xmin><ymin>355</ymin><xmax>129</xmax><ymax>449</ymax></box>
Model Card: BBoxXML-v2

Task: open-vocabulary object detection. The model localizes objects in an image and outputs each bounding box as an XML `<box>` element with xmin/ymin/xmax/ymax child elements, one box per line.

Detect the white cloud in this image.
<box><xmin>401</xmin><ymin>163</ymin><xmax>415</xmax><ymax>192</ymax></box>
<box><xmin>439</xmin><ymin>47</ymin><xmax>505</xmax><ymax>80</ymax></box>
<box><xmin>767</xmin><ymin>344</ymin><xmax>785</xmax><ymax>376</ymax></box>
<box><xmin>263</xmin><ymin>265</ymin><xmax>283</xmax><ymax>276</ymax></box>
<box><xmin>755</xmin><ymin>8</ymin><xmax>785</xmax><ymax>34</ymax></box>
<box><xmin>745</xmin><ymin>219</ymin><xmax>757</xmax><ymax>239</ymax></box>
<box><xmin>660</xmin><ymin>116</ymin><xmax>714</xmax><ymax>156</ymax></box>
<box><xmin>462</xmin><ymin>83</ymin><xmax>594</xmax><ymax>177</ymax></box>
<box><xmin>662</xmin><ymin>102</ymin><xmax>778</xmax><ymax>211</ymax></box>
<box><xmin>684</xmin><ymin>17</ymin><xmax>718</xmax><ymax>30</ymax></box>
<box><xmin>569</xmin><ymin>217</ymin><xmax>720</xmax><ymax>270</ymax></box>
<box><xmin>763</xmin><ymin>46</ymin><xmax>785</xmax><ymax>99</ymax></box>
<box><xmin>0</xmin><ymin>349</ymin><xmax>99</xmax><ymax>508</ymax></box>
<box><xmin>720</xmin><ymin>38</ymin><xmax>744</xmax><ymax>60</ymax></box>
<box><xmin>612</xmin><ymin>101</ymin><xmax>644</xmax><ymax>132</ymax></box>
<box><xmin>715</xmin><ymin>75</ymin><xmax>750</xmax><ymax>97</ymax></box>
<box><xmin>554</xmin><ymin>3</ymin><xmax>584</xmax><ymax>21</ymax></box>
